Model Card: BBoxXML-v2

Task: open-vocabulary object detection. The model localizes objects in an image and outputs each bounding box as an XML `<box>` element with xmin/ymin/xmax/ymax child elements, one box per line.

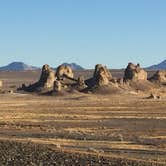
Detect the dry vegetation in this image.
<box><xmin>0</xmin><ymin>70</ymin><xmax>165</xmax><ymax>165</ymax></box>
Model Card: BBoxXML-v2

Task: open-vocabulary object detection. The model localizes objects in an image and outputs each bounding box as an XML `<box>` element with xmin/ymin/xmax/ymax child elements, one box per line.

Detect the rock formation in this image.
<box><xmin>149</xmin><ymin>70</ymin><xmax>166</xmax><ymax>84</ymax></box>
<box><xmin>77</xmin><ymin>76</ymin><xmax>85</xmax><ymax>87</ymax></box>
<box><xmin>94</xmin><ymin>64</ymin><xmax>112</xmax><ymax>81</ymax></box>
<box><xmin>38</xmin><ymin>64</ymin><xmax>55</xmax><ymax>89</ymax></box>
<box><xmin>53</xmin><ymin>80</ymin><xmax>62</xmax><ymax>92</ymax></box>
<box><xmin>55</xmin><ymin>65</ymin><xmax>74</xmax><ymax>80</ymax></box>
<box><xmin>124</xmin><ymin>63</ymin><xmax>147</xmax><ymax>81</ymax></box>
<box><xmin>85</xmin><ymin>64</ymin><xmax>113</xmax><ymax>88</ymax></box>
<box><xmin>0</xmin><ymin>81</ymin><xmax>3</xmax><ymax>88</ymax></box>
<box><xmin>94</xmin><ymin>64</ymin><xmax>112</xmax><ymax>86</ymax></box>
<box><xmin>20</xmin><ymin>64</ymin><xmax>55</xmax><ymax>92</ymax></box>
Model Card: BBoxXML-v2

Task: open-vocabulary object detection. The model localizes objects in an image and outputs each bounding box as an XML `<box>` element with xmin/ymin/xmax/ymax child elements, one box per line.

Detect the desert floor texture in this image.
<box><xmin>0</xmin><ymin>70</ymin><xmax>165</xmax><ymax>166</ymax></box>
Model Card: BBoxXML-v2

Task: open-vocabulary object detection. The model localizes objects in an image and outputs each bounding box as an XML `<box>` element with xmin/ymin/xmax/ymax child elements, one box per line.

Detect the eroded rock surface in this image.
<box><xmin>124</xmin><ymin>63</ymin><xmax>147</xmax><ymax>81</ymax></box>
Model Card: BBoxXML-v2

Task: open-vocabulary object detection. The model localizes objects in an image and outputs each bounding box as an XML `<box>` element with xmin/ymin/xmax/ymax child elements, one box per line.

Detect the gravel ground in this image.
<box><xmin>0</xmin><ymin>141</ymin><xmax>164</xmax><ymax>166</ymax></box>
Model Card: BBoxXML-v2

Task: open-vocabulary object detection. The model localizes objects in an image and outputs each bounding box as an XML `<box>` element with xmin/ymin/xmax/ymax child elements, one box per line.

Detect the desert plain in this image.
<box><xmin>0</xmin><ymin>70</ymin><xmax>165</xmax><ymax>166</ymax></box>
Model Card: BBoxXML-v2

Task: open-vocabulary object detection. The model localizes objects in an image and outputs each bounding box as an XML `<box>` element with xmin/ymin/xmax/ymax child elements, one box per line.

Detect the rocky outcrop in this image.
<box><xmin>53</xmin><ymin>80</ymin><xmax>62</xmax><ymax>92</ymax></box>
<box><xmin>149</xmin><ymin>70</ymin><xmax>166</xmax><ymax>84</ymax></box>
<box><xmin>124</xmin><ymin>63</ymin><xmax>147</xmax><ymax>81</ymax></box>
<box><xmin>20</xmin><ymin>64</ymin><xmax>55</xmax><ymax>92</ymax></box>
<box><xmin>0</xmin><ymin>81</ymin><xmax>3</xmax><ymax>88</ymax></box>
<box><xmin>77</xmin><ymin>76</ymin><xmax>86</xmax><ymax>87</ymax></box>
<box><xmin>55</xmin><ymin>65</ymin><xmax>74</xmax><ymax>80</ymax></box>
<box><xmin>38</xmin><ymin>64</ymin><xmax>55</xmax><ymax>89</ymax></box>
<box><xmin>94</xmin><ymin>64</ymin><xmax>112</xmax><ymax>86</ymax></box>
<box><xmin>84</xmin><ymin>64</ymin><xmax>114</xmax><ymax>90</ymax></box>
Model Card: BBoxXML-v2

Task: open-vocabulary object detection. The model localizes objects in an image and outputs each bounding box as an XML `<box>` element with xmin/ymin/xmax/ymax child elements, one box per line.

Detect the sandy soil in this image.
<box><xmin>0</xmin><ymin>71</ymin><xmax>165</xmax><ymax>166</ymax></box>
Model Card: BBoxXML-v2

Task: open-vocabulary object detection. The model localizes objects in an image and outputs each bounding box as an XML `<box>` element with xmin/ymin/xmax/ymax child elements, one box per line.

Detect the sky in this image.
<box><xmin>0</xmin><ymin>0</ymin><xmax>165</xmax><ymax>69</ymax></box>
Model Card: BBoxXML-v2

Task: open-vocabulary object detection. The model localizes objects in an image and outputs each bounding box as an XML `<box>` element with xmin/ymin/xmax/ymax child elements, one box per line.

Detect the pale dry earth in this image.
<box><xmin>0</xmin><ymin>71</ymin><xmax>165</xmax><ymax>166</ymax></box>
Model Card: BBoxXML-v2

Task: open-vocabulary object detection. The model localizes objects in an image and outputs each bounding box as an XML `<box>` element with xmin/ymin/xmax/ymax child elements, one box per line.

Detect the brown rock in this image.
<box><xmin>147</xmin><ymin>93</ymin><xmax>161</xmax><ymax>100</ymax></box>
<box><xmin>39</xmin><ymin>64</ymin><xmax>55</xmax><ymax>89</ymax></box>
<box><xmin>77</xmin><ymin>76</ymin><xmax>85</xmax><ymax>87</ymax></box>
<box><xmin>94</xmin><ymin>64</ymin><xmax>112</xmax><ymax>86</ymax></box>
<box><xmin>0</xmin><ymin>81</ymin><xmax>3</xmax><ymax>88</ymax></box>
<box><xmin>56</xmin><ymin>65</ymin><xmax>74</xmax><ymax>80</ymax></box>
<box><xmin>19</xmin><ymin>64</ymin><xmax>55</xmax><ymax>92</ymax></box>
<box><xmin>53</xmin><ymin>80</ymin><xmax>62</xmax><ymax>92</ymax></box>
<box><xmin>124</xmin><ymin>63</ymin><xmax>147</xmax><ymax>81</ymax></box>
<box><xmin>149</xmin><ymin>70</ymin><xmax>166</xmax><ymax>84</ymax></box>
<box><xmin>94</xmin><ymin>64</ymin><xmax>112</xmax><ymax>81</ymax></box>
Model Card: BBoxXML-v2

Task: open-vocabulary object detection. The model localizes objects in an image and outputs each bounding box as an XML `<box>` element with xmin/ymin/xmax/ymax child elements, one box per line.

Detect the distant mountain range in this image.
<box><xmin>0</xmin><ymin>62</ymin><xmax>84</xmax><ymax>71</ymax></box>
<box><xmin>147</xmin><ymin>59</ymin><xmax>166</xmax><ymax>70</ymax></box>
<box><xmin>0</xmin><ymin>62</ymin><xmax>39</xmax><ymax>71</ymax></box>
<box><xmin>0</xmin><ymin>60</ymin><xmax>165</xmax><ymax>71</ymax></box>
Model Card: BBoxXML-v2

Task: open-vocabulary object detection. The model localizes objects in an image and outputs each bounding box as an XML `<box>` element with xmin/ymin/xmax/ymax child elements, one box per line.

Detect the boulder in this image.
<box><xmin>147</xmin><ymin>93</ymin><xmax>161</xmax><ymax>100</ymax></box>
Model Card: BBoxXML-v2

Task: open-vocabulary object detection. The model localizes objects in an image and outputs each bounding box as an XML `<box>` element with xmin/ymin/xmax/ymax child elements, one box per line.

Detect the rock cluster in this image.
<box><xmin>20</xmin><ymin>64</ymin><xmax>81</xmax><ymax>93</ymax></box>
<box><xmin>19</xmin><ymin>62</ymin><xmax>165</xmax><ymax>95</ymax></box>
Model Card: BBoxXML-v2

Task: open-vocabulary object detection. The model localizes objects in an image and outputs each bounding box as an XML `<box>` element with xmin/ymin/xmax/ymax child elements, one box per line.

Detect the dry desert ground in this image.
<box><xmin>0</xmin><ymin>70</ymin><xmax>165</xmax><ymax>166</ymax></box>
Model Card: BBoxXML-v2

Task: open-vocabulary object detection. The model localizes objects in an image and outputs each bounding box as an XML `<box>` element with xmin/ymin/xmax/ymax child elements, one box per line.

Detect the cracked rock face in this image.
<box><xmin>124</xmin><ymin>63</ymin><xmax>147</xmax><ymax>81</ymax></box>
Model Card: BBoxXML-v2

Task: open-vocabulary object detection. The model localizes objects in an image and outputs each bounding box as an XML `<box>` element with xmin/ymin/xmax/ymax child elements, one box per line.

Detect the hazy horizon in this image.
<box><xmin>0</xmin><ymin>0</ymin><xmax>166</xmax><ymax>68</ymax></box>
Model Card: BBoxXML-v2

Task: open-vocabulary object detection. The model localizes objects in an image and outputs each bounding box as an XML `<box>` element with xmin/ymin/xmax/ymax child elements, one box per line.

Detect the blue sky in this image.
<box><xmin>0</xmin><ymin>0</ymin><xmax>165</xmax><ymax>68</ymax></box>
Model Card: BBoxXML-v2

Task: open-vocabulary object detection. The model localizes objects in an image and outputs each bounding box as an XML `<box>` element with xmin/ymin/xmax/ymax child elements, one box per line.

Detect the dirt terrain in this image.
<box><xmin>0</xmin><ymin>70</ymin><xmax>165</xmax><ymax>166</ymax></box>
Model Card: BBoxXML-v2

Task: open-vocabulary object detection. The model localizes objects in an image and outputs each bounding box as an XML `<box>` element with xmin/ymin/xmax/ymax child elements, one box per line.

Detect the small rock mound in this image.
<box><xmin>128</xmin><ymin>80</ymin><xmax>155</xmax><ymax>92</ymax></box>
<box><xmin>71</xmin><ymin>76</ymin><xmax>87</xmax><ymax>91</ymax></box>
<box><xmin>146</xmin><ymin>93</ymin><xmax>161</xmax><ymax>99</ymax></box>
<box><xmin>124</xmin><ymin>63</ymin><xmax>147</xmax><ymax>81</ymax></box>
<box><xmin>149</xmin><ymin>70</ymin><xmax>166</xmax><ymax>84</ymax></box>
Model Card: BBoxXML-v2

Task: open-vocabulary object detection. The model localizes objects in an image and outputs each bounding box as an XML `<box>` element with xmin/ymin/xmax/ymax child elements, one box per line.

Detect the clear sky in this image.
<box><xmin>0</xmin><ymin>0</ymin><xmax>165</xmax><ymax>69</ymax></box>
